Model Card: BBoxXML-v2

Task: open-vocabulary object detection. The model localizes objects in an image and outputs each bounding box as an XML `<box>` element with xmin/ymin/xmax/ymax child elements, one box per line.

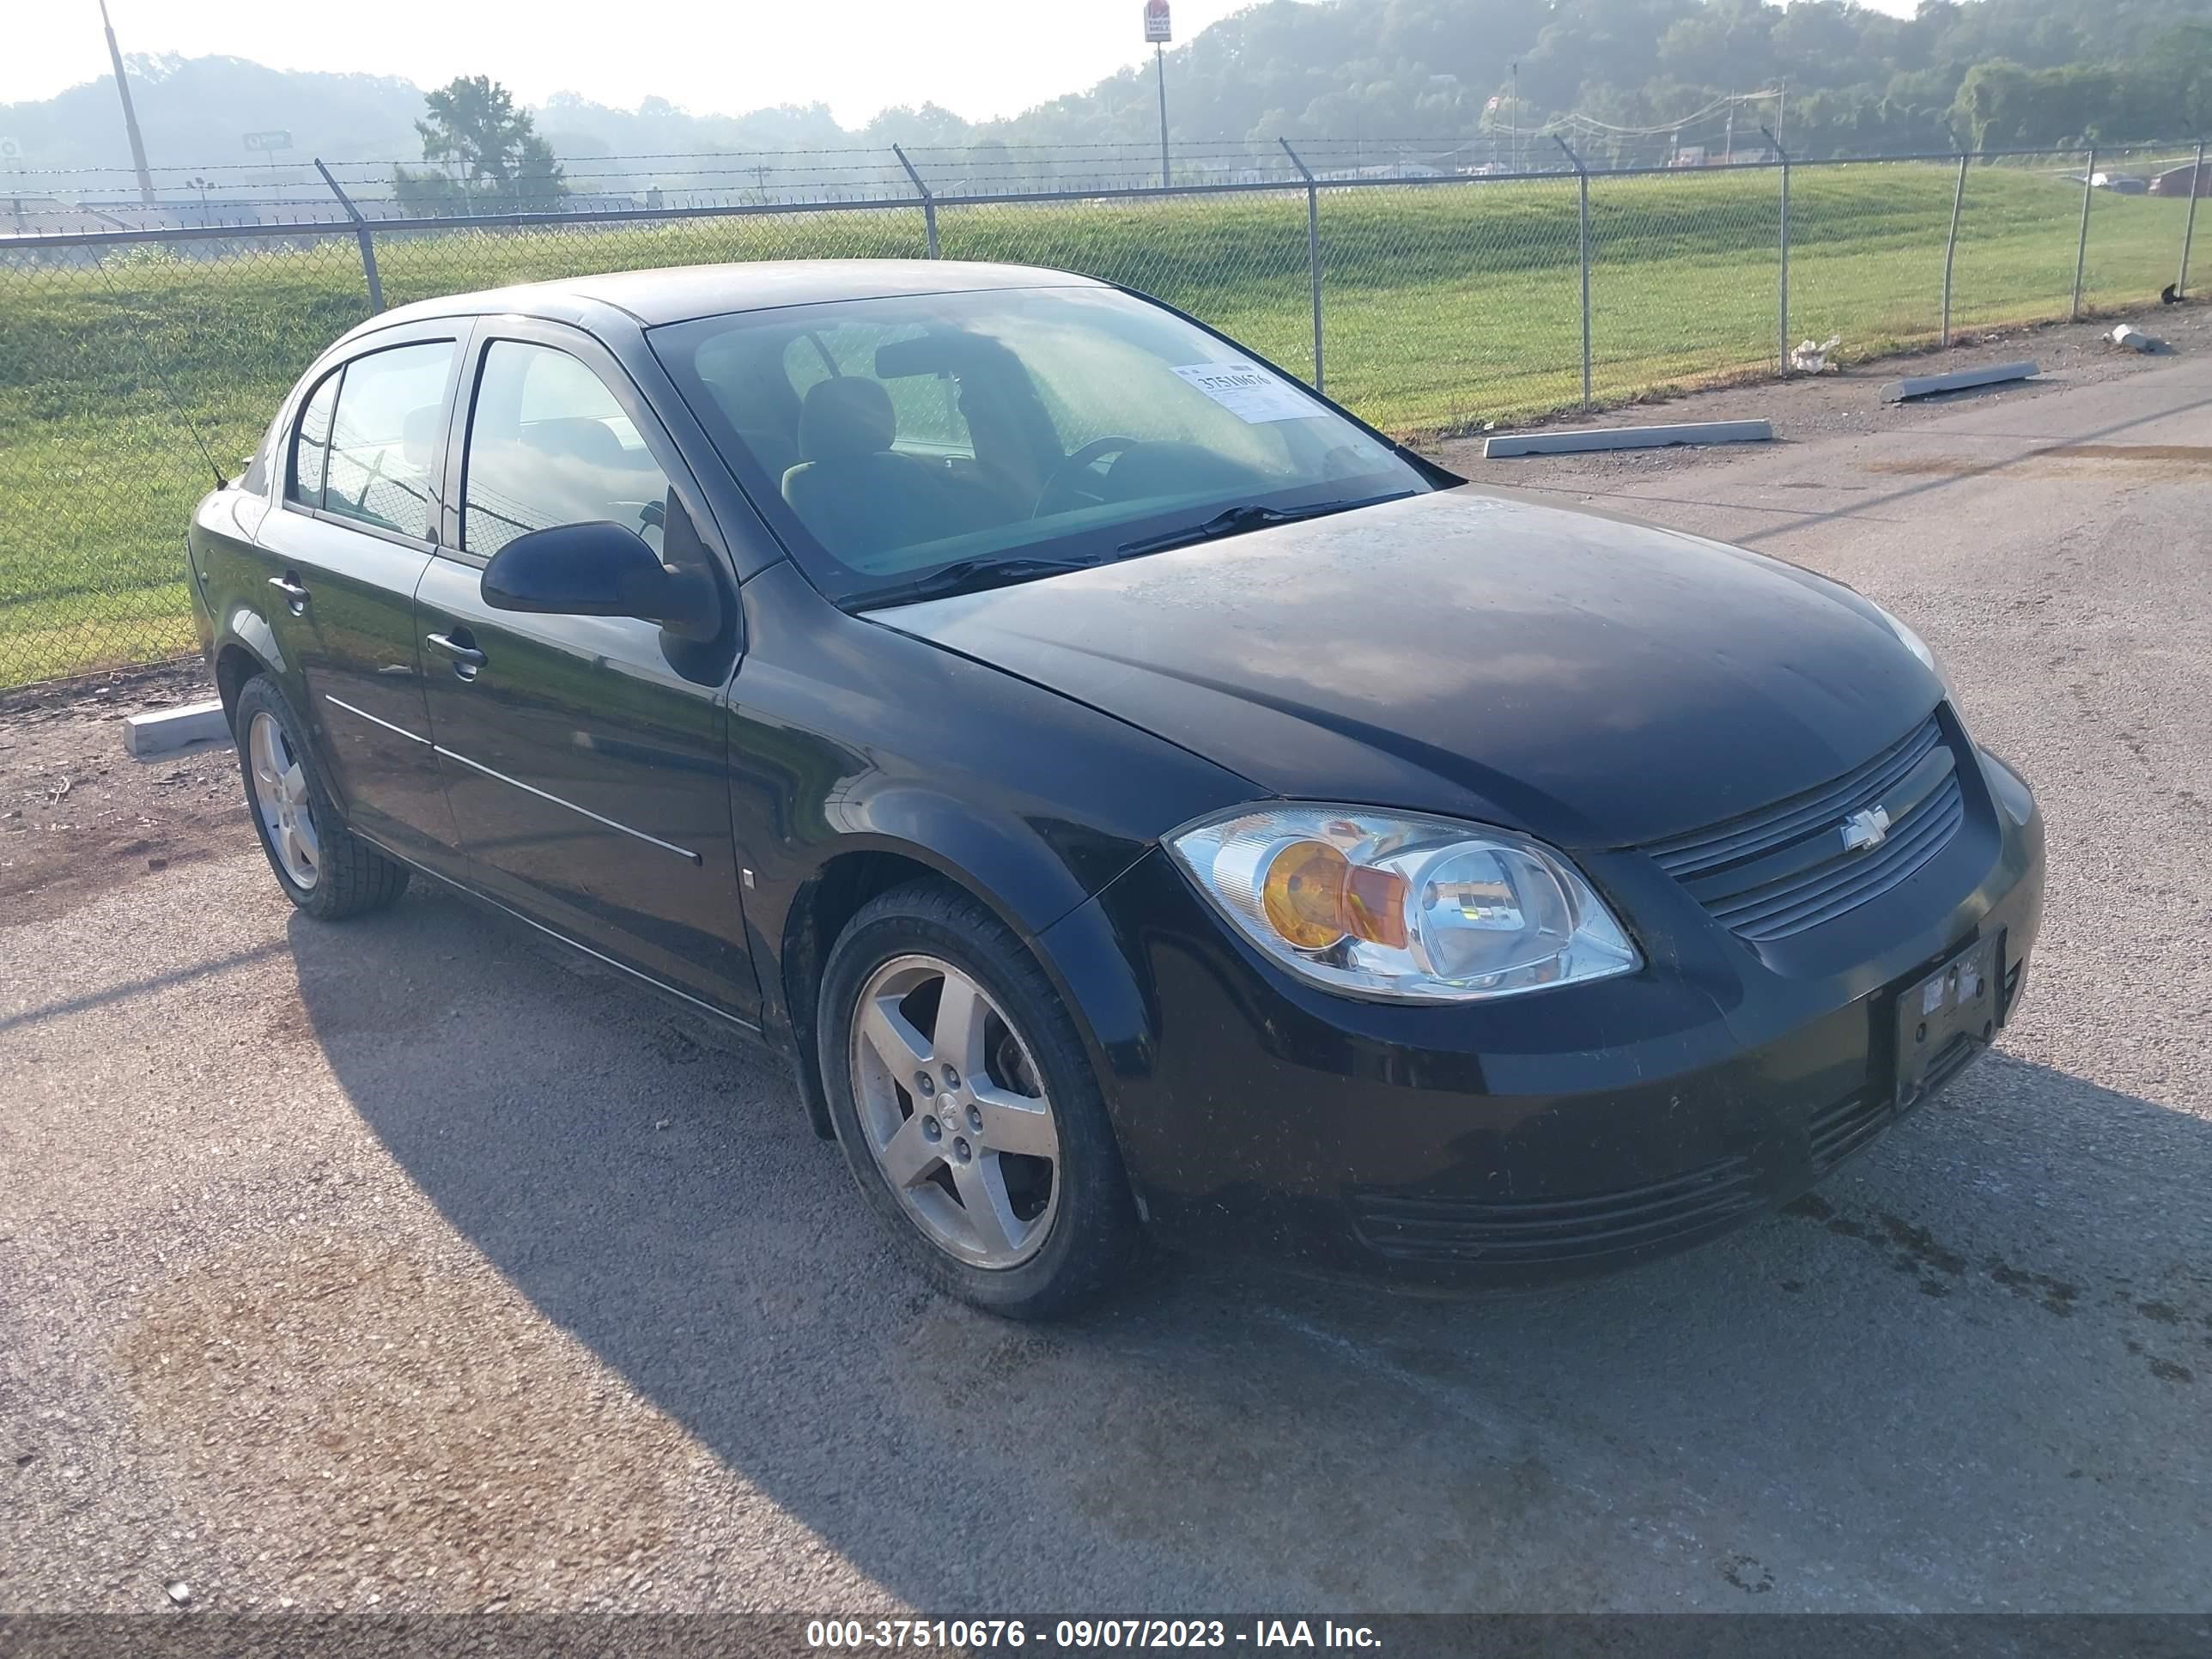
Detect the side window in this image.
<box><xmin>463</xmin><ymin>341</ymin><xmax>674</xmax><ymax>559</ymax></box>
<box><xmin>320</xmin><ymin>341</ymin><xmax>454</xmax><ymax>540</ymax></box>
<box><xmin>289</xmin><ymin>371</ymin><xmax>339</xmax><ymax>509</ymax></box>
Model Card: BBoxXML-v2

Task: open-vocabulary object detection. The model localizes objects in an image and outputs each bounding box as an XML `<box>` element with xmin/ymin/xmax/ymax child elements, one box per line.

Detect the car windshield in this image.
<box><xmin>647</xmin><ymin>285</ymin><xmax>1431</xmax><ymax>607</ymax></box>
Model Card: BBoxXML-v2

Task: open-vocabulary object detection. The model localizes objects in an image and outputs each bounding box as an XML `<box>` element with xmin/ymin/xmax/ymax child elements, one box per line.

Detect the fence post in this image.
<box><xmin>2071</xmin><ymin>143</ymin><xmax>2095</xmax><ymax>322</ymax></box>
<box><xmin>313</xmin><ymin>157</ymin><xmax>382</xmax><ymax>313</ymax></box>
<box><xmin>1279</xmin><ymin>137</ymin><xmax>1324</xmax><ymax>392</ymax></box>
<box><xmin>893</xmin><ymin>144</ymin><xmax>939</xmax><ymax>258</ymax></box>
<box><xmin>1553</xmin><ymin>134</ymin><xmax>1591</xmax><ymax>409</ymax></box>
<box><xmin>1763</xmin><ymin>126</ymin><xmax>1789</xmax><ymax>374</ymax></box>
<box><xmin>2180</xmin><ymin>138</ymin><xmax>2206</xmax><ymax>301</ymax></box>
<box><xmin>1942</xmin><ymin>148</ymin><xmax>1969</xmax><ymax>347</ymax></box>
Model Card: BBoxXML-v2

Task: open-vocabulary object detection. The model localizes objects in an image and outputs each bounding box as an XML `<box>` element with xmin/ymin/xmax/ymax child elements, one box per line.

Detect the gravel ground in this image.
<box><xmin>3</xmin><ymin>341</ymin><xmax>2210</xmax><ymax>1618</ymax></box>
<box><xmin>0</xmin><ymin>662</ymin><xmax>230</xmax><ymax>932</ymax></box>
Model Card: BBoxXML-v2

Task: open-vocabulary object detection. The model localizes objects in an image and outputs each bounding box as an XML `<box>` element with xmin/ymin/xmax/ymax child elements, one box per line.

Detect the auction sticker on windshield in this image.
<box><xmin>1171</xmin><ymin>361</ymin><xmax>1320</xmax><ymax>423</ymax></box>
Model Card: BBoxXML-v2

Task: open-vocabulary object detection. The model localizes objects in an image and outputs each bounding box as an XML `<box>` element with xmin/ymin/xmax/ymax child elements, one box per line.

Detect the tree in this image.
<box><xmin>2148</xmin><ymin>23</ymin><xmax>2212</xmax><ymax>135</ymax></box>
<box><xmin>963</xmin><ymin>138</ymin><xmax>1017</xmax><ymax>194</ymax></box>
<box><xmin>1951</xmin><ymin>59</ymin><xmax>2034</xmax><ymax>152</ymax></box>
<box><xmin>394</xmin><ymin>75</ymin><xmax>565</xmax><ymax>212</ymax></box>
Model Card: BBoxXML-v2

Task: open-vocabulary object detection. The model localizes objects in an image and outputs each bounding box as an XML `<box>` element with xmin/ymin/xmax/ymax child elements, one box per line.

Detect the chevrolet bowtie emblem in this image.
<box><xmin>1840</xmin><ymin>805</ymin><xmax>1892</xmax><ymax>853</ymax></box>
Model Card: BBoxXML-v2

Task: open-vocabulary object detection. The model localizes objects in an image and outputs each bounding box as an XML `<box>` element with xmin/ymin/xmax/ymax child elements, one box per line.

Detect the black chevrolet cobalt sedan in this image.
<box><xmin>188</xmin><ymin>260</ymin><xmax>2044</xmax><ymax>1317</ymax></box>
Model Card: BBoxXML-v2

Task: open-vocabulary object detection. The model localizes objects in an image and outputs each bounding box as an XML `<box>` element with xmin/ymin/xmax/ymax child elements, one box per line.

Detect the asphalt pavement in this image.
<box><xmin>4</xmin><ymin>353</ymin><xmax>2209</xmax><ymax>1614</ymax></box>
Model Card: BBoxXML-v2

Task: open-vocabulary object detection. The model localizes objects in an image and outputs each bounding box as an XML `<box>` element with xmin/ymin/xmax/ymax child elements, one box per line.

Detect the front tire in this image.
<box><xmin>233</xmin><ymin>674</ymin><xmax>408</xmax><ymax>921</ymax></box>
<box><xmin>818</xmin><ymin>881</ymin><xmax>1143</xmax><ymax>1319</ymax></box>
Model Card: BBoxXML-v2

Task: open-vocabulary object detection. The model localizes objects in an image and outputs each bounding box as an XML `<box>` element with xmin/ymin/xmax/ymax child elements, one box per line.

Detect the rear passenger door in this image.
<box><xmin>254</xmin><ymin>328</ymin><xmax>466</xmax><ymax>870</ymax></box>
<box><xmin>414</xmin><ymin>322</ymin><xmax>759</xmax><ymax>1018</ymax></box>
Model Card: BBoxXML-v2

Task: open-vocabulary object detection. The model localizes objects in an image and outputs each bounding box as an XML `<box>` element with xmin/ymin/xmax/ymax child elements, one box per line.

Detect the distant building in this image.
<box><xmin>42</xmin><ymin>196</ymin><xmax>188</xmax><ymax>231</ymax></box>
<box><xmin>1316</xmin><ymin>161</ymin><xmax>1444</xmax><ymax>182</ymax></box>
<box><xmin>2149</xmin><ymin>162</ymin><xmax>2209</xmax><ymax>199</ymax></box>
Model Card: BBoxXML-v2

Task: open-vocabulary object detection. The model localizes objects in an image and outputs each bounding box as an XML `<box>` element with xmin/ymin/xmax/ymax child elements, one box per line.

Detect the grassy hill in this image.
<box><xmin>0</xmin><ymin>160</ymin><xmax>2196</xmax><ymax>684</ymax></box>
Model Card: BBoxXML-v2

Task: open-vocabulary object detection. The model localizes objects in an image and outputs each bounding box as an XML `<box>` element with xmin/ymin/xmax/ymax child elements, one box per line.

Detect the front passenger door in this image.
<box><xmin>415</xmin><ymin>327</ymin><xmax>759</xmax><ymax>1019</ymax></box>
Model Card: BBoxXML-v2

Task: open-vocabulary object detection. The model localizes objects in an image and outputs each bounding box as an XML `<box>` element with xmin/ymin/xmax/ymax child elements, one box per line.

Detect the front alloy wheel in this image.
<box><xmin>818</xmin><ymin>880</ymin><xmax>1143</xmax><ymax>1318</ymax></box>
<box><xmin>849</xmin><ymin>953</ymin><xmax>1062</xmax><ymax>1268</ymax></box>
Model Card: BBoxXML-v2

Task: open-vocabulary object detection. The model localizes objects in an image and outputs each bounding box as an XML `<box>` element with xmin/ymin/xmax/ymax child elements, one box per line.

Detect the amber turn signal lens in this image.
<box><xmin>1261</xmin><ymin>839</ymin><xmax>1352</xmax><ymax>949</ymax></box>
<box><xmin>1345</xmin><ymin>863</ymin><xmax>1410</xmax><ymax>949</ymax></box>
<box><xmin>1260</xmin><ymin>839</ymin><xmax>1411</xmax><ymax>952</ymax></box>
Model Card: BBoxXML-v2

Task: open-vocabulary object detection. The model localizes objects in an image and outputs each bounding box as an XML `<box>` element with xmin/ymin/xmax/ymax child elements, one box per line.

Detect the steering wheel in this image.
<box><xmin>1033</xmin><ymin>434</ymin><xmax>1143</xmax><ymax>519</ymax></box>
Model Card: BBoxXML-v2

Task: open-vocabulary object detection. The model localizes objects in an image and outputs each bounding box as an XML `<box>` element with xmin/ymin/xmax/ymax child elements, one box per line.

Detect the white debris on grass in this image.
<box><xmin>1790</xmin><ymin>335</ymin><xmax>1844</xmax><ymax>374</ymax></box>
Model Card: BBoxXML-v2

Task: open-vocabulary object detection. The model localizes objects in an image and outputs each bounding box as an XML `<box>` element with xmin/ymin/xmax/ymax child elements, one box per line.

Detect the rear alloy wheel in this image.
<box><xmin>819</xmin><ymin>882</ymin><xmax>1143</xmax><ymax>1317</ymax></box>
<box><xmin>232</xmin><ymin>674</ymin><xmax>409</xmax><ymax>921</ymax></box>
<box><xmin>248</xmin><ymin>709</ymin><xmax>320</xmax><ymax>891</ymax></box>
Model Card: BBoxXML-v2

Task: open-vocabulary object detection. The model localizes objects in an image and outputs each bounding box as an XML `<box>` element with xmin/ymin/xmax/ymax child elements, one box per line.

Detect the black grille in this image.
<box><xmin>1911</xmin><ymin>1032</ymin><xmax>1986</xmax><ymax>1103</ymax></box>
<box><xmin>1349</xmin><ymin>1158</ymin><xmax>1760</xmax><ymax>1266</ymax></box>
<box><xmin>1808</xmin><ymin>1090</ymin><xmax>1890</xmax><ymax>1171</ymax></box>
<box><xmin>1643</xmin><ymin>716</ymin><xmax>1966</xmax><ymax>943</ymax></box>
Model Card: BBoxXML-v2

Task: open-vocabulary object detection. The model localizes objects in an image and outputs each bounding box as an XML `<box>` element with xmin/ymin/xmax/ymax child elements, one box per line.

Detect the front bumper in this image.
<box><xmin>1042</xmin><ymin>738</ymin><xmax>2045</xmax><ymax>1289</ymax></box>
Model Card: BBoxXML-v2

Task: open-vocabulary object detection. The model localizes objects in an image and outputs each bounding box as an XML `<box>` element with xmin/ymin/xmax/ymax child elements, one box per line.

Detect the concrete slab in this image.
<box><xmin>1484</xmin><ymin>419</ymin><xmax>1774</xmax><ymax>458</ymax></box>
<box><xmin>123</xmin><ymin>697</ymin><xmax>229</xmax><ymax>758</ymax></box>
<box><xmin>1880</xmin><ymin>361</ymin><xmax>2039</xmax><ymax>403</ymax></box>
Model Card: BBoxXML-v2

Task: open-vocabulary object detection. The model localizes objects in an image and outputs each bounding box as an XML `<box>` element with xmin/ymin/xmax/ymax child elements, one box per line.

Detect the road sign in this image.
<box><xmin>242</xmin><ymin>130</ymin><xmax>292</xmax><ymax>152</ymax></box>
<box><xmin>0</xmin><ymin>137</ymin><xmax>22</xmax><ymax>163</ymax></box>
<box><xmin>1144</xmin><ymin>0</ymin><xmax>1170</xmax><ymax>44</ymax></box>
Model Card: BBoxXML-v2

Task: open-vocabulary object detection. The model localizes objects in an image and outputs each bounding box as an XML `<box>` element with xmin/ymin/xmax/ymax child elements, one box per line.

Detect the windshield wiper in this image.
<box><xmin>1115</xmin><ymin>492</ymin><xmax>1413</xmax><ymax>559</ymax></box>
<box><xmin>850</xmin><ymin>556</ymin><xmax>1101</xmax><ymax>611</ymax></box>
<box><xmin>850</xmin><ymin>491</ymin><xmax>1418</xmax><ymax>610</ymax></box>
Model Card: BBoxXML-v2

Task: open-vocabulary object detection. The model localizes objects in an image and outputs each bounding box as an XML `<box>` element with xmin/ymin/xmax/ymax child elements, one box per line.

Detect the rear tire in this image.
<box><xmin>818</xmin><ymin>880</ymin><xmax>1143</xmax><ymax>1319</ymax></box>
<box><xmin>233</xmin><ymin>674</ymin><xmax>409</xmax><ymax>921</ymax></box>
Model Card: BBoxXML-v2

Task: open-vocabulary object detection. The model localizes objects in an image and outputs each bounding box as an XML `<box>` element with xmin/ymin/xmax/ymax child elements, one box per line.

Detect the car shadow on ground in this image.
<box><xmin>292</xmin><ymin>890</ymin><xmax>2212</xmax><ymax>1610</ymax></box>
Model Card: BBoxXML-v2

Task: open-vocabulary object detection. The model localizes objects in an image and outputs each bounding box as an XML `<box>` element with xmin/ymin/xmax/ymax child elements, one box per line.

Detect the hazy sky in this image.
<box><xmin>8</xmin><ymin>0</ymin><xmax>1925</xmax><ymax>124</ymax></box>
<box><xmin>7</xmin><ymin>0</ymin><xmax>1275</xmax><ymax>123</ymax></box>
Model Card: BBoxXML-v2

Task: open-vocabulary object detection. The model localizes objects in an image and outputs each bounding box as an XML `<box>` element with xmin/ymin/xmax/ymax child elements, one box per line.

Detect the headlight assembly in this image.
<box><xmin>1866</xmin><ymin>599</ymin><xmax>1975</xmax><ymax>724</ymax></box>
<box><xmin>1166</xmin><ymin>805</ymin><xmax>1639</xmax><ymax>1004</ymax></box>
<box><xmin>1869</xmin><ymin>600</ymin><xmax>1951</xmax><ymax>684</ymax></box>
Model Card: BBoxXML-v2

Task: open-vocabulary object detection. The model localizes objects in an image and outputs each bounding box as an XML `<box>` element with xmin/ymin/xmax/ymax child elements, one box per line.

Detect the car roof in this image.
<box><xmin>358</xmin><ymin>258</ymin><xmax>1109</xmax><ymax>334</ymax></box>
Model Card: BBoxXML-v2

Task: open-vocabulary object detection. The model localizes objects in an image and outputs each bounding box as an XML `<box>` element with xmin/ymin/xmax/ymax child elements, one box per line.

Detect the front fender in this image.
<box><xmin>726</xmin><ymin>561</ymin><xmax>1255</xmax><ymax>1124</ymax></box>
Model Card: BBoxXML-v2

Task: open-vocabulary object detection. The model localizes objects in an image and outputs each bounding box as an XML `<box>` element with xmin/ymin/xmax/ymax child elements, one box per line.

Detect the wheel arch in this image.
<box><xmin>214</xmin><ymin>639</ymin><xmax>270</xmax><ymax>729</ymax></box>
<box><xmin>212</xmin><ymin>609</ymin><xmax>291</xmax><ymax>731</ymax></box>
<box><xmin>775</xmin><ymin>833</ymin><xmax>1134</xmax><ymax>1144</ymax></box>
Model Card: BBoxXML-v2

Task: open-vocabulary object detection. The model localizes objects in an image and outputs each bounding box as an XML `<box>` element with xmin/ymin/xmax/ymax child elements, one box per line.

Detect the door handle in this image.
<box><xmin>267</xmin><ymin>574</ymin><xmax>310</xmax><ymax>615</ymax></box>
<box><xmin>425</xmin><ymin>631</ymin><xmax>487</xmax><ymax>678</ymax></box>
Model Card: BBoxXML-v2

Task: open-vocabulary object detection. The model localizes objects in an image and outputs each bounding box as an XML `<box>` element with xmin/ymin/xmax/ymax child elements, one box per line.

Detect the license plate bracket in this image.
<box><xmin>1893</xmin><ymin>932</ymin><xmax>2002</xmax><ymax>1109</ymax></box>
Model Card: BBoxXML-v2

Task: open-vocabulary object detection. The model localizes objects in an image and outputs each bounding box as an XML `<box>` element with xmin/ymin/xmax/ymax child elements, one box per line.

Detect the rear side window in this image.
<box><xmin>461</xmin><ymin>340</ymin><xmax>673</xmax><ymax>558</ymax></box>
<box><xmin>289</xmin><ymin>372</ymin><xmax>338</xmax><ymax>508</ymax></box>
<box><xmin>319</xmin><ymin>341</ymin><xmax>455</xmax><ymax>540</ymax></box>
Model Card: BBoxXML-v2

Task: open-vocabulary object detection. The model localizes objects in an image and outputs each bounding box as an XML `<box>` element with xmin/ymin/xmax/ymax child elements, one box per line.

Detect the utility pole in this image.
<box><xmin>1156</xmin><ymin>45</ymin><xmax>1170</xmax><ymax>187</ymax></box>
<box><xmin>1510</xmin><ymin>62</ymin><xmax>1518</xmax><ymax>173</ymax></box>
<box><xmin>98</xmin><ymin>0</ymin><xmax>156</xmax><ymax>207</ymax></box>
<box><xmin>1144</xmin><ymin>1</ymin><xmax>1173</xmax><ymax>188</ymax></box>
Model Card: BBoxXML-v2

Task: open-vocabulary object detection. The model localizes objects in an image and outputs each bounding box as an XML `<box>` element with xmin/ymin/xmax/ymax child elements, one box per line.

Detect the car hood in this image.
<box><xmin>872</xmin><ymin>487</ymin><xmax>1942</xmax><ymax>848</ymax></box>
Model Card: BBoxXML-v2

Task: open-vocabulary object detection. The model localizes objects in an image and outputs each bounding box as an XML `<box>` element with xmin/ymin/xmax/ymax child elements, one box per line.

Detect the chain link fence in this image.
<box><xmin>2</xmin><ymin>139</ymin><xmax>2204</xmax><ymax>689</ymax></box>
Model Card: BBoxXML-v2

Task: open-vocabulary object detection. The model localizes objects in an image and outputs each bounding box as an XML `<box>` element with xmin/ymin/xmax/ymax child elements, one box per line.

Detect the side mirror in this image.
<box><xmin>480</xmin><ymin>520</ymin><xmax>693</xmax><ymax>625</ymax></box>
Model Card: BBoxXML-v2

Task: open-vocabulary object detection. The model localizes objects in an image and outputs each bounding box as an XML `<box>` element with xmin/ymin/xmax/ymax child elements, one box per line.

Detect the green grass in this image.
<box><xmin>0</xmin><ymin>165</ymin><xmax>2197</xmax><ymax>686</ymax></box>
